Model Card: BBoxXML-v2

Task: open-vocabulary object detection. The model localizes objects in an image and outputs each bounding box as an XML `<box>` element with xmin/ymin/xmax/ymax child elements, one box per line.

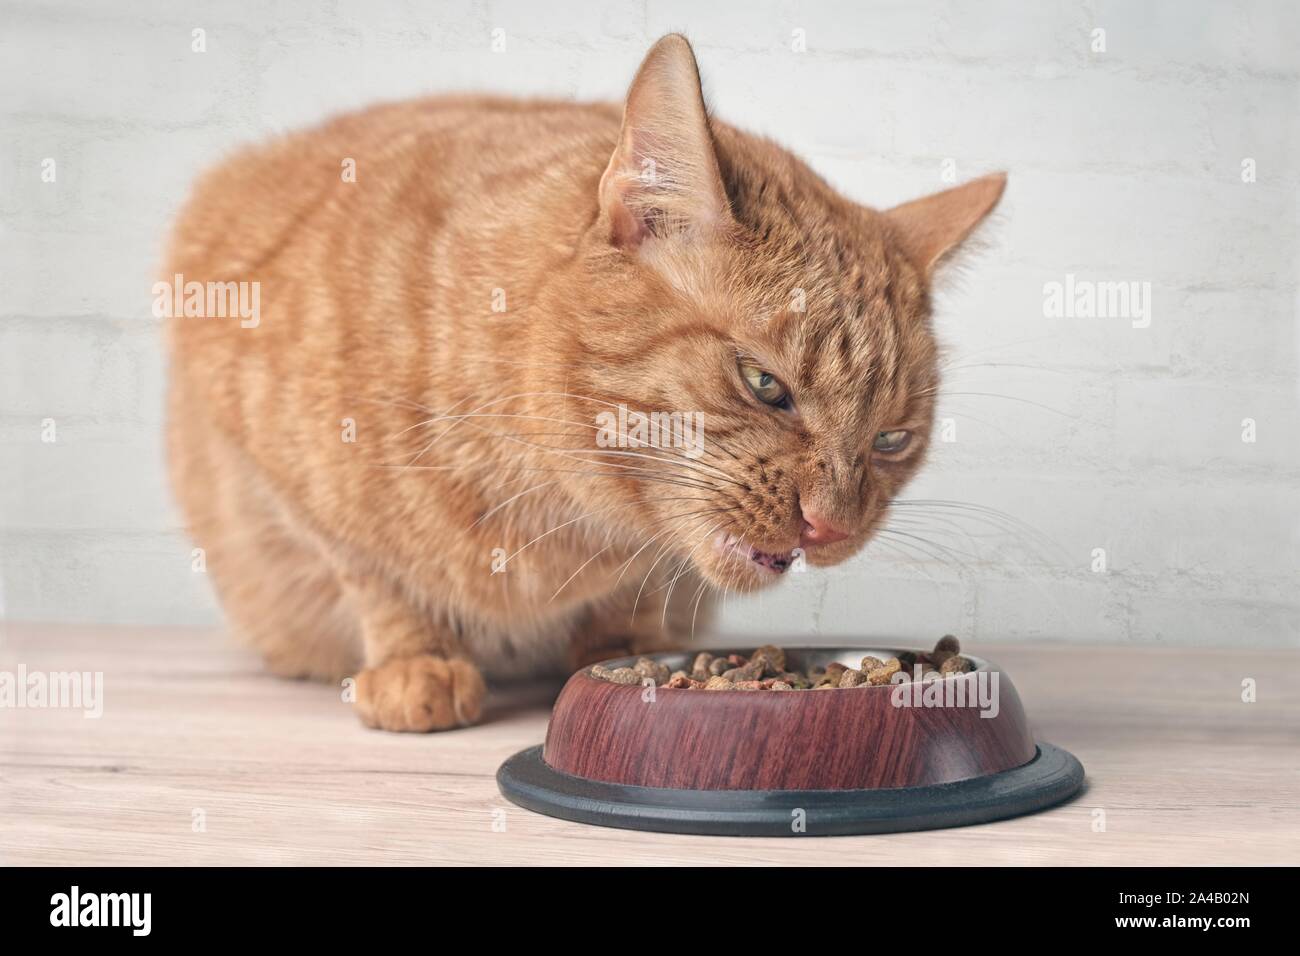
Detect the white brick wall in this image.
<box><xmin>1</xmin><ymin>0</ymin><xmax>1296</xmax><ymax>647</ymax></box>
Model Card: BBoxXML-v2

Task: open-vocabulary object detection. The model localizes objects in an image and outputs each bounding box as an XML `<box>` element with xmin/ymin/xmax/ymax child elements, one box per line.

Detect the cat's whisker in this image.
<box><xmin>400</xmin><ymin>410</ymin><xmax>742</xmax><ymax>485</ymax></box>
<box><xmin>388</xmin><ymin>385</ymin><xmax>747</xmax><ymax>476</ymax></box>
<box><xmin>499</xmin><ymin>504</ymin><xmax>622</xmax><ymax>568</ymax></box>
<box><xmin>386</xmin><ymin>388</ymin><xmax>678</xmax><ymax>449</ymax></box>
<box><xmin>721</xmin><ymin>547</ymin><xmax>747</xmax><ymax>612</ymax></box>
<box><xmin>935</xmin><ymin>333</ymin><xmax>1067</xmax><ymax>369</ymax></box>
<box><xmin>887</xmin><ymin>506</ymin><xmax>1049</xmax><ymax>561</ymax></box>
<box><xmin>885</xmin><ymin>516</ymin><xmax>1071</xmax><ymax>619</ymax></box>
<box><xmin>641</xmin><ymin>504</ymin><xmax>742</xmax><ymax>604</ymax></box>
<box><xmin>884</xmin><ymin>503</ymin><xmax>1066</xmax><ymax>575</ymax></box>
<box><xmin>547</xmin><ymin>544</ymin><xmax>619</xmax><ymax>606</ymax></box>
<box><xmin>657</xmin><ymin>519</ymin><xmax>730</xmax><ymax>627</ymax></box>
<box><xmin>929</xmin><ymin>405</ymin><xmax>1017</xmax><ymax>438</ymax></box>
<box><xmin>368</xmin><ymin>385</ymin><xmax>749</xmax><ymax>492</ymax></box>
<box><xmin>936</xmin><ymin>391</ymin><xmax>1079</xmax><ymax>420</ymax></box>
<box><xmin>879</xmin><ymin>509</ymin><xmax>986</xmax><ymax>557</ymax></box>
<box><xmin>394</xmin><ymin>421</ymin><xmax>731</xmax><ymax>495</ymax></box>
<box><xmin>408</xmin><ymin>417</ymin><xmax>734</xmax><ymax>493</ymax></box>
<box><xmin>630</xmin><ymin>519</ymin><xmax>700</xmax><ymax>612</ymax></box>
<box><xmin>546</xmin><ymin>502</ymin><xmax>725</xmax><ymax>604</ymax></box>
<box><xmin>866</xmin><ymin>536</ymin><xmax>951</xmax><ymax>582</ymax></box>
<box><xmin>938</xmin><ymin>360</ymin><xmax>1067</xmax><ymax>376</ymax></box>
<box><xmin>610</xmin><ymin>524</ymin><xmax>680</xmax><ymax>588</ymax></box>
<box><xmin>472</xmin><ymin>476</ymin><xmax>711</xmax><ymax>530</ymax></box>
<box><xmin>608</xmin><ymin>507</ymin><xmax>727</xmax><ymax>587</ymax></box>
<box><xmin>891</xmin><ymin>498</ymin><xmax>1062</xmax><ymax>558</ymax></box>
<box><xmin>468</xmin><ymin>480</ymin><xmax>561</xmax><ymax>529</ymax></box>
<box><xmin>630</xmin><ymin>517</ymin><xmax>726</xmax><ymax>624</ymax></box>
<box><xmin>876</xmin><ymin>527</ymin><xmax>980</xmax><ymax>568</ymax></box>
<box><xmin>506</xmin><ymin>494</ymin><xmax>729</xmax><ymax>573</ymax></box>
<box><xmin>372</xmin><ymin>460</ymin><xmax>725</xmax><ymax>496</ymax></box>
<box><xmin>688</xmin><ymin>575</ymin><xmax>710</xmax><ymax>638</ymax></box>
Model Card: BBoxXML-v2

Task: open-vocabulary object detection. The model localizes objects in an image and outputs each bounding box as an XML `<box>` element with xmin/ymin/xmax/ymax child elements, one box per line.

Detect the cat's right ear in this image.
<box><xmin>599</xmin><ymin>34</ymin><xmax>733</xmax><ymax>250</ymax></box>
<box><xmin>884</xmin><ymin>173</ymin><xmax>1007</xmax><ymax>278</ymax></box>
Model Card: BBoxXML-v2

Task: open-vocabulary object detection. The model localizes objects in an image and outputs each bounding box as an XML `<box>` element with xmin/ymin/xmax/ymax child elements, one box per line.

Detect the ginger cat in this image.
<box><xmin>164</xmin><ymin>35</ymin><xmax>1005</xmax><ymax>732</ymax></box>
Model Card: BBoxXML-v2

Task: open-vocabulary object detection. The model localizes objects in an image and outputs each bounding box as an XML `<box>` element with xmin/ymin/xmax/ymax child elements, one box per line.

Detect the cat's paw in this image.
<box><xmin>354</xmin><ymin>655</ymin><xmax>485</xmax><ymax>732</ymax></box>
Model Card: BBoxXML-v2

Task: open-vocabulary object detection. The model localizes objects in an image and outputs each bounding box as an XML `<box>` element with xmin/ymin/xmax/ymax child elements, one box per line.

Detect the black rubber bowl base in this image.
<box><xmin>497</xmin><ymin>743</ymin><xmax>1084</xmax><ymax>836</ymax></box>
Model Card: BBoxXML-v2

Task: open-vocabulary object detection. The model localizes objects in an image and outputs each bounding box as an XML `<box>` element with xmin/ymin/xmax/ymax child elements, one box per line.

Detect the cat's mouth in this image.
<box><xmin>712</xmin><ymin>531</ymin><xmax>794</xmax><ymax>576</ymax></box>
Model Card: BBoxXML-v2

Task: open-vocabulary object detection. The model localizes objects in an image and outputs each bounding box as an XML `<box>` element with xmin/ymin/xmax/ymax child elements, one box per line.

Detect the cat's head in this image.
<box><xmin>563</xmin><ymin>35</ymin><xmax>1004</xmax><ymax>592</ymax></box>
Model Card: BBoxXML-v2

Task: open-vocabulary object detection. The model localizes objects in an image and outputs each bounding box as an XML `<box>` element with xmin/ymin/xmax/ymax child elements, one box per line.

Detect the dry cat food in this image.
<box><xmin>589</xmin><ymin>637</ymin><xmax>974</xmax><ymax>690</ymax></box>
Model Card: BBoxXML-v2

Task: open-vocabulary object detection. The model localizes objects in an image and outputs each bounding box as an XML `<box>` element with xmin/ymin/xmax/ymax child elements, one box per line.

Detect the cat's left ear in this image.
<box><xmin>599</xmin><ymin>34</ymin><xmax>733</xmax><ymax>250</ymax></box>
<box><xmin>885</xmin><ymin>173</ymin><xmax>1007</xmax><ymax>277</ymax></box>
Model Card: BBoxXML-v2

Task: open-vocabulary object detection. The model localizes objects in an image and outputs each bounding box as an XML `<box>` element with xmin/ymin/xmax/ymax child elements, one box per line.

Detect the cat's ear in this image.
<box><xmin>599</xmin><ymin>34</ymin><xmax>732</xmax><ymax>250</ymax></box>
<box><xmin>885</xmin><ymin>173</ymin><xmax>1007</xmax><ymax>277</ymax></box>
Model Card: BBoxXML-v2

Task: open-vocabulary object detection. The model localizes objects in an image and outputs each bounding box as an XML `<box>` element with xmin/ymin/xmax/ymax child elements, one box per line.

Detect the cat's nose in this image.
<box><xmin>799</xmin><ymin>509</ymin><xmax>850</xmax><ymax>548</ymax></box>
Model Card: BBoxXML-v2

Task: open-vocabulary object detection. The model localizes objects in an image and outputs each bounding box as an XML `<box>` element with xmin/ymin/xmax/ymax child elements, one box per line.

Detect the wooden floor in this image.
<box><xmin>2</xmin><ymin>622</ymin><xmax>1296</xmax><ymax>865</ymax></box>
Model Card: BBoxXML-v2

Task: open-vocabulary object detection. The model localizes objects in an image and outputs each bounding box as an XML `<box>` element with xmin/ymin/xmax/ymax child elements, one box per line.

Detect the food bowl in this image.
<box><xmin>497</xmin><ymin>646</ymin><xmax>1084</xmax><ymax>836</ymax></box>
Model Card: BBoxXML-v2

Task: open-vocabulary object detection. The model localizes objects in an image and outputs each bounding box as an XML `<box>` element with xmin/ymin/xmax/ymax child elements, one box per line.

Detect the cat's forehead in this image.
<box><xmin>749</xmin><ymin>233</ymin><xmax>936</xmax><ymax>420</ymax></box>
<box><xmin>739</xmin><ymin>225</ymin><xmax>929</xmax><ymax>360</ymax></box>
<box><xmin>778</xmin><ymin>303</ymin><xmax>930</xmax><ymax>427</ymax></box>
<box><xmin>638</xmin><ymin>173</ymin><xmax>935</xmax><ymax>420</ymax></box>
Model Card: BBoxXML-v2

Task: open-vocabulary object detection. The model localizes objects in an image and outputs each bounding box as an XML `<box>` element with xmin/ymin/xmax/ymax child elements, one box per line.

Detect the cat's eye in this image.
<box><xmin>739</xmin><ymin>363</ymin><xmax>790</xmax><ymax>409</ymax></box>
<box><xmin>873</xmin><ymin>429</ymin><xmax>911</xmax><ymax>454</ymax></box>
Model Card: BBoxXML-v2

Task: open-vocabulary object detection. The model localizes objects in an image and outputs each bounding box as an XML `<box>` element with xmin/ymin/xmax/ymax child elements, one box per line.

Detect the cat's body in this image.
<box><xmin>165</xmin><ymin>36</ymin><xmax>1004</xmax><ymax>730</ymax></box>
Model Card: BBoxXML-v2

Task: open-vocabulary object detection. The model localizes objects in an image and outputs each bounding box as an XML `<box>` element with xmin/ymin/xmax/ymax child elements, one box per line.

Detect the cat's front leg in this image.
<box><xmin>340</xmin><ymin>570</ymin><xmax>486</xmax><ymax>733</ymax></box>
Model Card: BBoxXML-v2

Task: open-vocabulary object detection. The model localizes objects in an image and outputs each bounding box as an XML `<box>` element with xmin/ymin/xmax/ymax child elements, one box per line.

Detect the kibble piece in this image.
<box><xmin>703</xmin><ymin>675</ymin><xmax>735</xmax><ymax>691</ymax></box>
<box><xmin>867</xmin><ymin>658</ymin><xmax>902</xmax><ymax>685</ymax></box>
<box><xmin>590</xmin><ymin>663</ymin><xmax>611</xmax><ymax>680</ymax></box>
<box><xmin>607</xmin><ymin>666</ymin><xmax>642</xmax><ymax>685</ymax></box>
<box><xmin>734</xmin><ymin>680</ymin><xmax>764</xmax><ymax>691</ymax></box>
<box><xmin>770</xmin><ymin>681</ymin><xmax>794</xmax><ymax>691</ymax></box>
<box><xmin>940</xmin><ymin>654</ymin><xmax>972</xmax><ymax>674</ymax></box>
<box><xmin>690</xmin><ymin>653</ymin><xmax>715</xmax><ymax>681</ymax></box>
<box><xmin>838</xmin><ymin>668</ymin><xmax>867</xmax><ymax>688</ymax></box>
<box><xmin>634</xmin><ymin>657</ymin><xmax>672</xmax><ymax>685</ymax></box>
<box><xmin>752</xmin><ymin>644</ymin><xmax>786</xmax><ymax>674</ymax></box>
<box><xmin>708</xmin><ymin>657</ymin><xmax>732</xmax><ymax>677</ymax></box>
<box><xmin>722</xmin><ymin>659</ymin><xmax>763</xmax><ymax>683</ymax></box>
<box><xmin>859</xmin><ymin>655</ymin><xmax>885</xmax><ymax>673</ymax></box>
